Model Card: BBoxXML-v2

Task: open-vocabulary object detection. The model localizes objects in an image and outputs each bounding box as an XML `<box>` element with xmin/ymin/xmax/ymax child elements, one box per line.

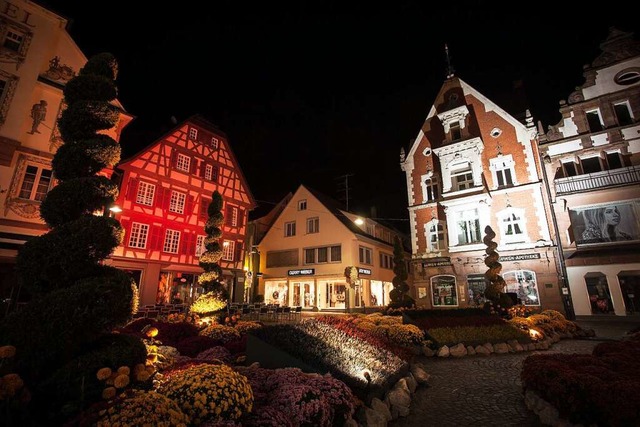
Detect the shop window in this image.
<box><xmin>503</xmin><ymin>270</ymin><xmax>540</xmax><ymax>306</ymax></box>
<box><xmin>467</xmin><ymin>275</ymin><xmax>487</xmax><ymax>306</ymax></box>
<box><xmin>619</xmin><ymin>273</ymin><xmax>640</xmax><ymax>315</ymax></box>
<box><xmin>326</xmin><ymin>282</ymin><xmax>347</xmax><ymax>308</ymax></box>
<box><xmin>431</xmin><ymin>275</ymin><xmax>458</xmax><ymax>306</ymax></box>
<box><xmin>585</xmin><ymin>273</ymin><xmax>613</xmax><ymax>314</ymax></box>
<box><xmin>136</xmin><ymin>181</ymin><xmax>155</xmax><ymax>206</ymax></box>
<box><xmin>614</xmin><ymin>101</ymin><xmax>633</xmax><ymax>126</ymax></box>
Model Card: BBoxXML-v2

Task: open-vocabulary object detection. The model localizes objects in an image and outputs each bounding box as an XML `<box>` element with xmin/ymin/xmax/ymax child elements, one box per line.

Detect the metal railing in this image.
<box><xmin>555</xmin><ymin>166</ymin><xmax>640</xmax><ymax>195</ymax></box>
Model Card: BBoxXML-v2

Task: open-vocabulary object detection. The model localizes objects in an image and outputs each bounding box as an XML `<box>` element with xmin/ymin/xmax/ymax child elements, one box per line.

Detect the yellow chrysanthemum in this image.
<box><xmin>96</xmin><ymin>367</ymin><xmax>112</xmax><ymax>381</ymax></box>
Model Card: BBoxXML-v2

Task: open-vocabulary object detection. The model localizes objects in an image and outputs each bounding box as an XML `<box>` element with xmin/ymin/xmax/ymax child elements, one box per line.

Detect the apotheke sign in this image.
<box><xmin>288</xmin><ymin>269</ymin><xmax>315</xmax><ymax>276</ymax></box>
<box><xmin>498</xmin><ymin>253</ymin><xmax>541</xmax><ymax>262</ymax></box>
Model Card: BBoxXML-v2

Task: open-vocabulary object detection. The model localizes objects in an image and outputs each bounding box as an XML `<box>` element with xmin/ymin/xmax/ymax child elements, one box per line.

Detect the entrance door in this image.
<box><xmin>619</xmin><ymin>273</ymin><xmax>640</xmax><ymax>315</ymax></box>
<box><xmin>585</xmin><ymin>274</ymin><xmax>613</xmax><ymax>314</ymax></box>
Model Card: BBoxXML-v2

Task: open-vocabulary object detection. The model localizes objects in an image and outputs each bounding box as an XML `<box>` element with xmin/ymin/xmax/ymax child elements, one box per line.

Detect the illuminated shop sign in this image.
<box><xmin>423</xmin><ymin>258</ymin><xmax>452</xmax><ymax>267</ymax></box>
<box><xmin>498</xmin><ymin>253</ymin><xmax>540</xmax><ymax>262</ymax></box>
<box><xmin>358</xmin><ymin>267</ymin><xmax>371</xmax><ymax>275</ymax></box>
<box><xmin>288</xmin><ymin>269</ymin><xmax>315</xmax><ymax>276</ymax></box>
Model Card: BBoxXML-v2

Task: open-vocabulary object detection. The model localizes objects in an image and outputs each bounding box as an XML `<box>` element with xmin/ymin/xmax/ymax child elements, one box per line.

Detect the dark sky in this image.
<box><xmin>41</xmin><ymin>1</ymin><xmax>639</xmax><ymax>234</ymax></box>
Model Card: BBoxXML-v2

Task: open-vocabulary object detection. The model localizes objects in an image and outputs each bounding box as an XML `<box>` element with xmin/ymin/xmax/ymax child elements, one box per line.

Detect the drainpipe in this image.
<box><xmin>540</xmin><ymin>150</ymin><xmax>575</xmax><ymax>320</ymax></box>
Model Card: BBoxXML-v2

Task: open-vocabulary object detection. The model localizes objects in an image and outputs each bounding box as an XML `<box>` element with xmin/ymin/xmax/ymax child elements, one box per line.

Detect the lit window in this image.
<box><xmin>298</xmin><ymin>200</ymin><xmax>307</xmax><ymax>210</ymax></box>
<box><xmin>428</xmin><ymin>221</ymin><xmax>446</xmax><ymax>251</ymax></box>
<box><xmin>456</xmin><ymin>209</ymin><xmax>481</xmax><ymax>245</ymax></box>
<box><xmin>163</xmin><ymin>229</ymin><xmax>181</xmax><ymax>253</ymax></box>
<box><xmin>222</xmin><ymin>240</ymin><xmax>235</xmax><ymax>261</ymax></box>
<box><xmin>135</xmin><ymin>181</ymin><xmax>155</xmax><ymax>206</ymax></box>
<box><xmin>19</xmin><ymin>165</ymin><xmax>52</xmax><ymax>201</ymax></box>
<box><xmin>169</xmin><ymin>191</ymin><xmax>186</xmax><ymax>214</ymax></box>
<box><xmin>359</xmin><ymin>246</ymin><xmax>373</xmax><ymax>265</ymax></box>
<box><xmin>499</xmin><ymin>208</ymin><xmax>527</xmax><ymax>244</ymax></box>
<box><xmin>189</xmin><ymin>128</ymin><xmax>198</xmax><ymax>140</ymax></box>
<box><xmin>307</xmin><ymin>217</ymin><xmax>319</xmax><ymax>233</ymax></box>
<box><xmin>452</xmin><ymin>166</ymin><xmax>474</xmax><ymax>191</ymax></box>
<box><xmin>128</xmin><ymin>222</ymin><xmax>149</xmax><ymax>249</ymax></box>
<box><xmin>586</xmin><ymin>109</ymin><xmax>604</xmax><ymax>132</ymax></box>
<box><xmin>176</xmin><ymin>153</ymin><xmax>191</xmax><ymax>172</ymax></box>
<box><xmin>285</xmin><ymin>221</ymin><xmax>296</xmax><ymax>237</ymax></box>
<box><xmin>195</xmin><ymin>235</ymin><xmax>206</xmax><ymax>257</ymax></box>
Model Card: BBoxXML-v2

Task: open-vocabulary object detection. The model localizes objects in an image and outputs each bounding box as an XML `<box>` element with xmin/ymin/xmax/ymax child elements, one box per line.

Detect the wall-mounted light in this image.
<box><xmin>109</xmin><ymin>205</ymin><xmax>122</xmax><ymax>213</ymax></box>
<box><xmin>354</xmin><ymin>218</ymin><xmax>364</xmax><ymax>225</ymax></box>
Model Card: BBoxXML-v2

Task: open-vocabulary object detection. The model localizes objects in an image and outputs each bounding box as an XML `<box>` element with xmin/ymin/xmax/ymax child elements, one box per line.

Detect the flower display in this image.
<box><xmin>196</xmin><ymin>346</ymin><xmax>232</xmax><ymax>363</ymax></box>
<box><xmin>156</xmin><ymin>363</ymin><xmax>253</xmax><ymax>425</ymax></box>
<box><xmin>190</xmin><ymin>292</ymin><xmax>227</xmax><ymax>315</ymax></box>
<box><xmin>199</xmin><ymin>324</ymin><xmax>241</xmax><ymax>344</ymax></box>
<box><xmin>96</xmin><ymin>367</ymin><xmax>112</xmax><ymax>381</ymax></box>
<box><xmin>234</xmin><ymin>321</ymin><xmax>262</xmax><ymax>335</ymax></box>
<box><xmin>236</xmin><ymin>365</ymin><xmax>356</xmax><ymax>426</ymax></box>
<box><xmin>0</xmin><ymin>345</ymin><xmax>16</xmax><ymax>359</ymax></box>
<box><xmin>94</xmin><ymin>390</ymin><xmax>189</xmax><ymax>426</ymax></box>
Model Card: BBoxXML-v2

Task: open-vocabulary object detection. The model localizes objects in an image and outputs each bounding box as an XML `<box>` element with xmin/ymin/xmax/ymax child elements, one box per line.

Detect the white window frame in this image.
<box><xmin>304</xmin><ymin>245</ymin><xmax>341</xmax><ymax>265</ymax></box>
<box><xmin>169</xmin><ymin>190</ymin><xmax>186</xmax><ymax>214</ymax></box>
<box><xmin>136</xmin><ymin>181</ymin><xmax>155</xmax><ymax>206</ymax></box>
<box><xmin>605</xmin><ymin>151</ymin><xmax>623</xmax><ymax>170</ymax></box>
<box><xmin>229</xmin><ymin>206</ymin><xmax>239</xmax><ymax>226</ymax></box>
<box><xmin>176</xmin><ymin>153</ymin><xmax>191</xmax><ymax>172</ymax></box>
<box><xmin>163</xmin><ymin>229</ymin><xmax>181</xmax><ymax>254</ymax></box>
<box><xmin>285</xmin><ymin>221</ymin><xmax>296</xmax><ymax>237</ymax></box>
<box><xmin>489</xmin><ymin>155</ymin><xmax>516</xmax><ymax>188</ymax></box>
<box><xmin>222</xmin><ymin>240</ymin><xmax>235</xmax><ymax>261</ymax></box>
<box><xmin>307</xmin><ymin>217</ymin><xmax>319</xmax><ymax>234</ymax></box>
<box><xmin>18</xmin><ymin>164</ymin><xmax>53</xmax><ymax>201</ymax></box>
<box><xmin>456</xmin><ymin>208</ymin><xmax>482</xmax><ymax>245</ymax></box>
<box><xmin>298</xmin><ymin>199</ymin><xmax>307</xmax><ymax>210</ymax></box>
<box><xmin>497</xmin><ymin>207</ymin><xmax>528</xmax><ymax>244</ymax></box>
<box><xmin>128</xmin><ymin>222</ymin><xmax>150</xmax><ymax>249</ymax></box>
<box><xmin>585</xmin><ymin>108</ymin><xmax>604</xmax><ymax>132</ymax></box>
<box><xmin>613</xmin><ymin>101</ymin><xmax>634</xmax><ymax>125</ymax></box>
<box><xmin>195</xmin><ymin>235</ymin><xmax>206</xmax><ymax>257</ymax></box>
<box><xmin>204</xmin><ymin>164</ymin><xmax>214</xmax><ymax>180</ymax></box>
<box><xmin>359</xmin><ymin>246</ymin><xmax>373</xmax><ymax>265</ymax></box>
<box><xmin>188</xmin><ymin>128</ymin><xmax>198</xmax><ymax>140</ymax></box>
<box><xmin>451</xmin><ymin>163</ymin><xmax>474</xmax><ymax>191</ymax></box>
<box><xmin>3</xmin><ymin>29</ymin><xmax>24</xmax><ymax>52</ymax></box>
<box><xmin>426</xmin><ymin>219</ymin><xmax>447</xmax><ymax>251</ymax></box>
<box><xmin>211</xmin><ymin>137</ymin><xmax>219</xmax><ymax>149</ymax></box>
<box><xmin>380</xmin><ymin>252</ymin><xmax>393</xmax><ymax>269</ymax></box>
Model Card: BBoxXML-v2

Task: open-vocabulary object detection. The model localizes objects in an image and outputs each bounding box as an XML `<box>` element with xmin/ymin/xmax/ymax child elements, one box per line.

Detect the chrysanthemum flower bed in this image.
<box><xmin>521</xmin><ymin>336</ymin><xmax>640</xmax><ymax>426</ymax></box>
<box><xmin>91</xmin><ymin>390</ymin><xmax>189</xmax><ymax>426</ymax></box>
<box><xmin>402</xmin><ymin>307</ymin><xmax>507</xmax><ymax>330</ymax></box>
<box><xmin>249</xmin><ymin>318</ymin><xmax>409</xmax><ymax>399</ymax></box>
<box><xmin>235</xmin><ymin>365</ymin><xmax>357</xmax><ymax>427</ymax></box>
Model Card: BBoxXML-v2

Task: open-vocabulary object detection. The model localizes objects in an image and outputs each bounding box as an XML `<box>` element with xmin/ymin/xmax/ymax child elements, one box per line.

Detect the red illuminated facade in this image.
<box><xmin>108</xmin><ymin>115</ymin><xmax>256</xmax><ymax>306</ymax></box>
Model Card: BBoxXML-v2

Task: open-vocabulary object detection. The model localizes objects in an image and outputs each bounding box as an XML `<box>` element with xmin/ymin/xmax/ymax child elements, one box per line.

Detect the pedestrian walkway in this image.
<box><xmin>389</xmin><ymin>339</ymin><xmax>604</xmax><ymax>427</ymax></box>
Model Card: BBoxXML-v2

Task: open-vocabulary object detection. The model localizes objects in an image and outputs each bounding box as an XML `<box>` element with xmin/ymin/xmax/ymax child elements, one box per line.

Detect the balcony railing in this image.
<box><xmin>555</xmin><ymin>166</ymin><xmax>640</xmax><ymax>195</ymax></box>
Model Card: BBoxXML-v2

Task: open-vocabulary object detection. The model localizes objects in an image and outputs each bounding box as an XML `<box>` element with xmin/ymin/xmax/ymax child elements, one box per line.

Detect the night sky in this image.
<box><xmin>40</xmin><ymin>1</ymin><xmax>639</xmax><ymax>234</ymax></box>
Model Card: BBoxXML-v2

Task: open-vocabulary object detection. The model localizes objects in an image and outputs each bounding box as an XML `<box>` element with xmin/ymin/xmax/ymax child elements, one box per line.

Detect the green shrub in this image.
<box><xmin>62</xmin><ymin>74</ymin><xmax>116</xmax><ymax>105</ymax></box>
<box><xmin>58</xmin><ymin>101</ymin><xmax>119</xmax><ymax>142</ymax></box>
<box><xmin>52</xmin><ymin>135</ymin><xmax>120</xmax><ymax>181</ymax></box>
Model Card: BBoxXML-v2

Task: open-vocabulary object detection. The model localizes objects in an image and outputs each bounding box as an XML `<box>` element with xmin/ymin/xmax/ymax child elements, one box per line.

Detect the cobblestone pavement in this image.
<box><xmin>389</xmin><ymin>339</ymin><xmax>606</xmax><ymax>427</ymax></box>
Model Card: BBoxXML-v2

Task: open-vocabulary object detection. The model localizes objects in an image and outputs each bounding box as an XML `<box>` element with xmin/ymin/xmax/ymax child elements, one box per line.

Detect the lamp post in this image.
<box><xmin>539</xmin><ymin>151</ymin><xmax>575</xmax><ymax>320</ymax></box>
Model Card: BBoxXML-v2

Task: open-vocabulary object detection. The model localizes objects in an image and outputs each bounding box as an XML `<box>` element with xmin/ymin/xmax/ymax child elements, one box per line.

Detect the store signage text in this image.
<box><xmin>498</xmin><ymin>253</ymin><xmax>541</xmax><ymax>262</ymax></box>
<box><xmin>358</xmin><ymin>267</ymin><xmax>371</xmax><ymax>275</ymax></box>
<box><xmin>288</xmin><ymin>269</ymin><xmax>315</xmax><ymax>276</ymax></box>
<box><xmin>423</xmin><ymin>258</ymin><xmax>452</xmax><ymax>267</ymax></box>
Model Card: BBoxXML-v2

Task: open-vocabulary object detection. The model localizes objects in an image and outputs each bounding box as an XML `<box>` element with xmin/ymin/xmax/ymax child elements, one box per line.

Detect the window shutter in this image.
<box><xmin>238</xmin><ymin>209</ymin><xmax>245</xmax><ymax>227</ymax></box>
<box><xmin>225</xmin><ymin>205</ymin><xmax>234</xmax><ymax>226</ymax></box>
<box><xmin>185</xmin><ymin>195</ymin><xmax>194</xmax><ymax>216</ymax></box>
<box><xmin>162</xmin><ymin>187</ymin><xmax>172</xmax><ymax>210</ymax></box>
<box><xmin>200</xmin><ymin>198</ymin><xmax>210</xmax><ymax>221</ymax></box>
<box><xmin>189</xmin><ymin>233</ymin><xmax>196</xmax><ymax>255</ymax></box>
<box><xmin>120</xmin><ymin>219</ymin><xmax>130</xmax><ymax>245</ymax></box>
<box><xmin>180</xmin><ymin>231</ymin><xmax>191</xmax><ymax>254</ymax></box>
<box><xmin>127</xmin><ymin>177</ymin><xmax>139</xmax><ymax>200</ymax></box>
<box><xmin>212</xmin><ymin>166</ymin><xmax>218</xmax><ymax>182</ymax></box>
<box><xmin>151</xmin><ymin>226</ymin><xmax>164</xmax><ymax>251</ymax></box>
<box><xmin>190</xmin><ymin>158</ymin><xmax>198</xmax><ymax>175</ymax></box>
<box><xmin>234</xmin><ymin>242</ymin><xmax>243</xmax><ymax>263</ymax></box>
<box><xmin>200</xmin><ymin>161</ymin><xmax>206</xmax><ymax>178</ymax></box>
<box><xmin>170</xmin><ymin>149</ymin><xmax>178</xmax><ymax>169</ymax></box>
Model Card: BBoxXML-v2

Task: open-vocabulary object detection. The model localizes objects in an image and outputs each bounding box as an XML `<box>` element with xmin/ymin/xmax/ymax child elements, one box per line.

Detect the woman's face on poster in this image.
<box><xmin>604</xmin><ymin>206</ymin><xmax>621</xmax><ymax>225</ymax></box>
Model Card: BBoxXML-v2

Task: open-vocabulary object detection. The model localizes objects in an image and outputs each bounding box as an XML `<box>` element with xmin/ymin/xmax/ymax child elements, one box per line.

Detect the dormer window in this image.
<box><xmin>450</xmin><ymin>121</ymin><xmax>461</xmax><ymax>140</ymax></box>
<box><xmin>490</xmin><ymin>155</ymin><xmax>516</xmax><ymax>188</ymax></box>
<box><xmin>188</xmin><ymin>128</ymin><xmax>198</xmax><ymax>141</ymax></box>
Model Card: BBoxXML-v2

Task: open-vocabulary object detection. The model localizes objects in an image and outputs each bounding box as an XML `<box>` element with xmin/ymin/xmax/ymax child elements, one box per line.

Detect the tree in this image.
<box><xmin>483</xmin><ymin>225</ymin><xmax>514</xmax><ymax>312</ymax></box>
<box><xmin>389</xmin><ymin>236</ymin><xmax>414</xmax><ymax>308</ymax></box>
<box><xmin>0</xmin><ymin>53</ymin><xmax>145</xmax><ymax>422</ymax></box>
<box><xmin>192</xmin><ymin>190</ymin><xmax>228</xmax><ymax>315</ymax></box>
